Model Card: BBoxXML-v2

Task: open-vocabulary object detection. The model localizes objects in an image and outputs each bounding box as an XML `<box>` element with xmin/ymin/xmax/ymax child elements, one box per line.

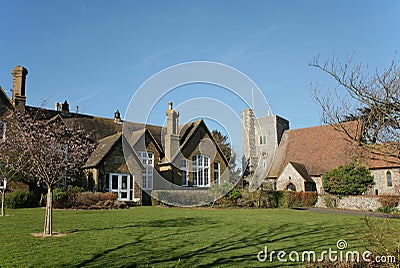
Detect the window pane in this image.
<box><xmin>204</xmin><ymin>168</ymin><xmax>209</xmax><ymax>185</ymax></box>
<box><xmin>214</xmin><ymin>162</ymin><xmax>219</xmax><ymax>171</ymax></box>
<box><xmin>182</xmin><ymin>170</ymin><xmax>187</xmax><ymax>185</ymax></box>
<box><xmin>387</xmin><ymin>171</ymin><xmax>393</xmax><ymax>187</ymax></box>
<box><xmin>193</xmin><ymin>171</ymin><xmax>198</xmax><ymax>185</ymax></box>
<box><xmin>142</xmin><ymin>176</ymin><xmax>147</xmax><ymax>188</ymax></box>
<box><xmin>105</xmin><ymin>176</ymin><xmax>110</xmax><ymax>190</ymax></box>
<box><xmin>199</xmin><ymin>169</ymin><xmax>203</xmax><ymax>185</ymax></box>
<box><xmin>112</xmin><ymin>175</ymin><xmax>118</xmax><ymax>190</ymax></box>
<box><xmin>121</xmin><ymin>176</ymin><xmax>127</xmax><ymax>190</ymax></box>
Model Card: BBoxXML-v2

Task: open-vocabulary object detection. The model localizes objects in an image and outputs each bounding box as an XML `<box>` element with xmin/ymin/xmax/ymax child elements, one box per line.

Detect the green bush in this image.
<box><xmin>322</xmin><ymin>161</ymin><xmax>374</xmax><ymax>196</ymax></box>
<box><xmin>5</xmin><ymin>189</ymin><xmax>38</xmax><ymax>208</ymax></box>
<box><xmin>46</xmin><ymin>187</ymin><xmax>121</xmax><ymax>209</ymax></box>
<box><xmin>277</xmin><ymin>191</ymin><xmax>318</xmax><ymax>208</ymax></box>
<box><xmin>52</xmin><ymin>187</ymin><xmax>69</xmax><ymax>208</ymax></box>
<box><xmin>377</xmin><ymin>206</ymin><xmax>396</xmax><ymax>213</ymax></box>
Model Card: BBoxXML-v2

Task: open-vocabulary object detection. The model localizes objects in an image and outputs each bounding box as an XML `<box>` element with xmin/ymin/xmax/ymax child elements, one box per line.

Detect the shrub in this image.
<box><xmin>75</xmin><ymin>192</ymin><xmax>103</xmax><ymax>208</ymax></box>
<box><xmin>321</xmin><ymin>195</ymin><xmax>339</xmax><ymax>208</ymax></box>
<box><xmin>209</xmin><ymin>182</ymin><xmax>243</xmax><ymax>207</ymax></box>
<box><xmin>278</xmin><ymin>191</ymin><xmax>318</xmax><ymax>208</ymax></box>
<box><xmin>322</xmin><ymin>161</ymin><xmax>374</xmax><ymax>196</ymax></box>
<box><xmin>99</xmin><ymin>192</ymin><xmax>118</xmax><ymax>201</ymax></box>
<box><xmin>46</xmin><ymin>187</ymin><xmax>124</xmax><ymax>209</ymax></box>
<box><xmin>52</xmin><ymin>188</ymin><xmax>69</xmax><ymax>208</ymax></box>
<box><xmin>378</xmin><ymin>195</ymin><xmax>399</xmax><ymax>209</ymax></box>
<box><xmin>377</xmin><ymin>206</ymin><xmax>396</xmax><ymax>213</ymax></box>
<box><xmin>5</xmin><ymin>189</ymin><xmax>38</xmax><ymax>208</ymax></box>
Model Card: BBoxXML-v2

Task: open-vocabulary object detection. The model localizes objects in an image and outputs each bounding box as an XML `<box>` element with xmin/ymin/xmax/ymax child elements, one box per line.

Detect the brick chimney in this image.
<box><xmin>165</xmin><ymin>102</ymin><xmax>179</xmax><ymax>162</ymax></box>
<box><xmin>11</xmin><ymin>66</ymin><xmax>28</xmax><ymax>112</ymax></box>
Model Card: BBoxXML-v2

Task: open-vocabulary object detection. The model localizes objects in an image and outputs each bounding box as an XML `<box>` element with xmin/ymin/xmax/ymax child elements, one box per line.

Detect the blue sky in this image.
<box><xmin>1</xmin><ymin>0</ymin><xmax>399</xmax><ymax>134</ymax></box>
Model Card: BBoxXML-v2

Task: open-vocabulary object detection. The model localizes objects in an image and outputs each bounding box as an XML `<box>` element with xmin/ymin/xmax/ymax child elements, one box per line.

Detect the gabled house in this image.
<box><xmin>82</xmin><ymin>103</ymin><xmax>229</xmax><ymax>205</ymax></box>
<box><xmin>0</xmin><ymin>66</ymin><xmax>229</xmax><ymax>205</ymax></box>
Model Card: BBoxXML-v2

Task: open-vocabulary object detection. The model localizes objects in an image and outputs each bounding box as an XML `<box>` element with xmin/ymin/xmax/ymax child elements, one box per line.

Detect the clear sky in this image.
<box><xmin>1</xmin><ymin>0</ymin><xmax>399</xmax><ymax>132</ymax></box>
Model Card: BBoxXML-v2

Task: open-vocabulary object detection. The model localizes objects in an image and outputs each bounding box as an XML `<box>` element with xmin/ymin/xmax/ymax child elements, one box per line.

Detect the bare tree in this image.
<box><xmin>0</xmin><ymin>111</ymin><xmax>94</xmax><ymax>235</ymax></box>
<box><xmin>309</xmin><ymin>54</ymin><xmax>400</xmax><ymax>164</ymax></box>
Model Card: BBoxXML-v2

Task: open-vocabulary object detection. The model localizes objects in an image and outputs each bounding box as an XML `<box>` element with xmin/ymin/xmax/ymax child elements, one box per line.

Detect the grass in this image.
<box><xmin>0</xmin><ymin>206</ymin><xmax>397</xmax><ymax>267</ymax></box>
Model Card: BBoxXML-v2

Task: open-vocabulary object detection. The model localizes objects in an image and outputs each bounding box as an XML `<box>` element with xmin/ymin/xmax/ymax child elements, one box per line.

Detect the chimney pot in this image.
<box><xmin>114</xmin><ymin>109</ymin><xmax>122</xmax><ymax>123</ymax></box>
<box><xmin>60</xmin><ymin>100</ymin><xmax>70</xmax><ymax>116</ymax></box>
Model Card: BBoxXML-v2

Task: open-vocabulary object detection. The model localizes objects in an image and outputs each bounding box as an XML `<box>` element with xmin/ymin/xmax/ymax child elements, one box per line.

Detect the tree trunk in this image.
<box><xmin>1</xmin><ymin>190</ymin><xmax>4</xmax><ymax>217</ymax></box>
<box><xmin>44</xmin><ymin>187</ymin><xmax>53</xmax><ymax>235</ymax></box>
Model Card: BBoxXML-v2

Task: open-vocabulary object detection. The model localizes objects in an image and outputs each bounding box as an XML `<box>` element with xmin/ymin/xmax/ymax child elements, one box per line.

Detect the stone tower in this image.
<box><xmin>241</xmin><ymin>109</ymin><xmax>289</xmax><ymax>175</ymax></box>
<box><xmin>11</xmin><ymin>66</ymin><xmax>28</xmax><ymax>112</ymax></box>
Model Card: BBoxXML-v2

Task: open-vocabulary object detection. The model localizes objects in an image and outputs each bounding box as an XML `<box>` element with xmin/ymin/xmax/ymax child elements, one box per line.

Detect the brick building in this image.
<box><xmin>0</xmin><ymin>66</ymin><xmax>228</xmax><ymax>205</ymax></box>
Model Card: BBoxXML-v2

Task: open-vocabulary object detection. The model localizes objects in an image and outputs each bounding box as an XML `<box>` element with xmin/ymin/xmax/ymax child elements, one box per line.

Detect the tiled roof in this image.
<box><xmin>289</xmin><ymin>162</ymin><xmax>313</xmax><ymax>182</ymax></box>
<box><xmin>83</xmin><ymin>132</ymin><xmax>122</xmax><ymax>168</ymax></box>
<box><xmin>268</xmin><ymin>121</ymin><xmax>400</xmax><ymax>178</ymax></box>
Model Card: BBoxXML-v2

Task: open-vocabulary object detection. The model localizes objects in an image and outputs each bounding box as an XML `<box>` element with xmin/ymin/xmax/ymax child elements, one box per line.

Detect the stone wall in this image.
<box><xmin>276</xmin><ymin>163</ymin><xmax>306</xmax><ymax>192</ymax></box>
<box><xmin>370</xmin><ymin>168</ymin><xmax>400</xmax><ymax>195</ymax></box>
<box><xmin>316</xmin><ymin>195</ymin><xmax>400</xmax><ymax>211</ymax></box>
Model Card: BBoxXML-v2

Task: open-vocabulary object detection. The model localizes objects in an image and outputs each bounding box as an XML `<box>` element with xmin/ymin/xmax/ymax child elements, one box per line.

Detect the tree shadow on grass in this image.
<box><xmin>70</xmin><ymin>214</ymin><xmax>350</xmax><ymax>267</ymax></box>
<box><xmin>66</xmin><ymin>216</ymin><xmax>215</xmax><ymax>234</ymax></box>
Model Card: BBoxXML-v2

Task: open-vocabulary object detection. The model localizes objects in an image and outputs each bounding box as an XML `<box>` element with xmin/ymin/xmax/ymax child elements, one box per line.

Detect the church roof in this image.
<box><xmin>268</xmin><ymin>121</ymin><xmax>399</xmax><ymax>178</ymax></box>
<box><xmin>288</xmin><ymin>162</ymin><xmax>313</xmax><ymax>182</ymax></box>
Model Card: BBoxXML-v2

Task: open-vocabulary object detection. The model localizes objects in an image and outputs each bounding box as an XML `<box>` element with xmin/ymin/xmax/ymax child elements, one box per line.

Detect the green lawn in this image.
<box><xmin>0</xmin><ymin>207</ymin><xmax>395</xmax><ymax>267</ymax></box>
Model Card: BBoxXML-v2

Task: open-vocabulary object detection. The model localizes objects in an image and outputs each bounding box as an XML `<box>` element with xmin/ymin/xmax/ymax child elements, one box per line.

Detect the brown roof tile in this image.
<box><xmin>83</xmin><ymin>132</ymin><xmax>122</xmax><ymax>168</ymax></box>
<box><xmin>268</xmin><ymin>121</ymin><xmax>400</xmax><ymax>178</ymax></box>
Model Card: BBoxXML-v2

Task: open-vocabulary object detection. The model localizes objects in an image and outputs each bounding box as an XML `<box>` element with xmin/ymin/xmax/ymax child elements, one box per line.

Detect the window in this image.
<box><xmin>192</xmin><ymin>155</ymin><xmax>210</xmax><ymax>187</ymax></box>
<box><xmin>286</xmin><ymin>183</ymin><xmax>296</xmax><ymax>191</ymax></box>
<box><xmin>260</xmin><ymin>135</ymin><xmax>266</xmax><ymax>145</ymax></box>
<box><xmin>213</xmin><ymin>162</ymin><xmax>220</xmax><ymax>184</ymax></box>
<box><xmin>108</xmin><ymin>173</ymin><xmax>133</xmax><ymax>201</ymax></box>
<box><xmin>138</xmin><ymin>151</ymin><xmax>154</xmax><ymax>190</ymax></box>
<box><xmin>181</xmin><ymin>158</ymin><xmax>188</xmax><ymax>186</ymax></box>
<box><xmin>387</xmin><ymin>171</ymin><xmax>393</xmax><ymax>187</ymax></box>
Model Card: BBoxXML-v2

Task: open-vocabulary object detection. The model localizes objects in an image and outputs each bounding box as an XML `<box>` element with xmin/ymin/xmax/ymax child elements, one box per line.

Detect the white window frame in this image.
<box><xmin>108</xmin><ymin>173</ymin><xmax>133</xmax><ymax>201</ymax></box>
<box><xmin>213</xmin><ymin>161</ymin><xmax>220</xmax><ymax>184</ymax></box>
<box><xmin>192</xmin><ymin>154</ymin><xmax>210</xmax><ymax>187</ymax></box>
<box><xmin>181</xmin><ymin>158</ymin><xmax>189</xmax><ymax>186</ymax></box>
<box><xmin>138</xmin><ymin>151</ymin><xmax>154</xmax><ymax>190</ymax></box>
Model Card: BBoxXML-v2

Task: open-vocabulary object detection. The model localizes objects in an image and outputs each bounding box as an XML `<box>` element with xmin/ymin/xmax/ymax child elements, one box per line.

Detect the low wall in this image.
<box><xmin>316</xmin><ymin>195</ymin><xmax>400</xmax><ymax>211</ymax></box>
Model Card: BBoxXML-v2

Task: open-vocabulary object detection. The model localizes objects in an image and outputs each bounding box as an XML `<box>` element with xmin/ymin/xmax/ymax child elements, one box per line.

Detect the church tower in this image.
<box><xmin>241</xmin><ymin>109</ymin><xmax>289</xmax><ymax>175</ymax></box>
